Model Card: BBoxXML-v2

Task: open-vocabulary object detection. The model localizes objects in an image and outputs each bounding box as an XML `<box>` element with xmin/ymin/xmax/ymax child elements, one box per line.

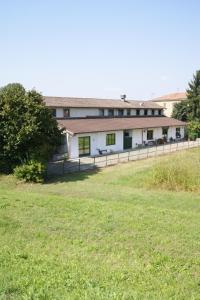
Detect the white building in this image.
<box><xmin>44</xmin><ymin>96</ymin><xmax>186</xmax><ymax>159</ymax></box>
<box><xmin>152</xmin><ymin>92</ymin><xmax>187</xmax><ymax>117</ymax></box>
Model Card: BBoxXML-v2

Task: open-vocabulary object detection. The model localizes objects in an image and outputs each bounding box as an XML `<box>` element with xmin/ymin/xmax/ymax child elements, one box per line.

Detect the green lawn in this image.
<box><xmin>0</xmin><ymin>149</ymin><xmax>200</xmax><ymax>299</ymax></box>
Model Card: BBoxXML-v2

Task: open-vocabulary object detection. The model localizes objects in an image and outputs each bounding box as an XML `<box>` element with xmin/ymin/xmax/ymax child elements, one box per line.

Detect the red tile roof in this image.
<box><xmin>44</xmin><ymin>96</ymin><xmax>161</xmax><ymax>109</ymax></box>
<box><xmin>152</xmin><ymin>92</ymin><xmax>187</xmax><ymax>102</ymax></box>
<box><xmin>58</xmin><ymin>117</ymin><xmax>186</xmax><ymax>135</ymax></box>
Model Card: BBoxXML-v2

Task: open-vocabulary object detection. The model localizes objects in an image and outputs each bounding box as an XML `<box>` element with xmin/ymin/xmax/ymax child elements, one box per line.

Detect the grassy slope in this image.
<box><xmin>0</xmin><ymin>149</ymin><xmax>200</xmax><ymax>299</ymax></box>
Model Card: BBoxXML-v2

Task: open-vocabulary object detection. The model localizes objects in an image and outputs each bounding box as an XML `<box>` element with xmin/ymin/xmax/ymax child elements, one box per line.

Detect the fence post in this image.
<box><xmin>79</xmin><ymin>159</ymin><xmax>81</xmax><ymax>171</ymax></box>
<box><xmin>128</xmin><ymin>151</ymin><xmax>130</xmax><ymax>161</ymax></box>
<box><xmin>63</xmin><ymin>161</ymin><xmax>65</xmax><ymax>175</ymax></box>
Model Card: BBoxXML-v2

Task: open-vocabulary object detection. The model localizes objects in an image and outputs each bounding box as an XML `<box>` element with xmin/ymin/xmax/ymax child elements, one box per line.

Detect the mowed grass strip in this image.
<box><xmin>0</xmin><ymin>149</ymin><xmax>200</xmax><ymax>299</ymax></box>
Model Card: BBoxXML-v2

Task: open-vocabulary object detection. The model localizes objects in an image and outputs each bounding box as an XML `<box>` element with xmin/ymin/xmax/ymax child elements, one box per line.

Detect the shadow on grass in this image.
<box><xmin>45</xmin><ymin>168</ymin><xmax>100</xmax><ymax>184</ymax></box>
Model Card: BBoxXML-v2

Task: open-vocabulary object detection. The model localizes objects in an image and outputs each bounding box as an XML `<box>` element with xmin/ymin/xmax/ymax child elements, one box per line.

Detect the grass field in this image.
<box><xmin>0</xmin><ymin>149</ymin><xmax>200</xmax><ymax>299</ymax></box>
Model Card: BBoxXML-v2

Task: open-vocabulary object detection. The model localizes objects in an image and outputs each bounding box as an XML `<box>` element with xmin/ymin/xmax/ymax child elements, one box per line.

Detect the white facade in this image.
<box><xmin>66</xmin><ymin>126</ymin><xmax>185</xmax><ymax>159</ymax></box>
<box><xmin>54</xmin><ymin>107</ymin><xmax>162</xmax><ymax>119</ymax></box>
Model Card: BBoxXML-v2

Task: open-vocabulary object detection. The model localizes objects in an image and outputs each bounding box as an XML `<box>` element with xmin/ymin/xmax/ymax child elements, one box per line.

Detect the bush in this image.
<box><xmin>14</xmin><ymin>160</ymin><xmax>46</xmax><ymax>183</ymax></box>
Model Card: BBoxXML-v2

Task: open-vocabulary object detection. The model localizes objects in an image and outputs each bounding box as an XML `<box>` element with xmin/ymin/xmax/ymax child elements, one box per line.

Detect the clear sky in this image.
<box><xmin>0</xmin><ymin>0</ymin><xmax>200</xmax><ymax>99</ymax></box>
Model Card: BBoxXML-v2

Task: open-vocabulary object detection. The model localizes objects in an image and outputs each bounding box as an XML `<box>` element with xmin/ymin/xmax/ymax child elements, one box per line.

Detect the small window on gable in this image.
<box><xmin>147</xmin><ymin>130</ymin><xmax>154</xmax><ymax>140</ymax></box>
<box><xmin>64</xmin><ymin>108</ymin><xmax>70</xmax><ymax>118</ymax></box>
<box><xmin>106</xmin><ymin>133</ymin><xmax>115</xmax><ymax>146</ymax></box>
<box><xmin>52</xmin><ymin>109</ymin><xmax>56</xmax><ymax>118</ymax></box>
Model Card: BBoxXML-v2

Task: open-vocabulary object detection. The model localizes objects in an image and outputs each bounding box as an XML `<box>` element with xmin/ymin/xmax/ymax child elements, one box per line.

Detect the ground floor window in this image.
<box><xmin>176</xmin><ymin>127</ymin><xmax>181</xmax><ymax>138</ymax></box>
<box><xmin>162</xmin><ymin>127</ymin><xmax>168</xmax><ymax>136</ymax></box>
<box><xmin>147</xmin><ymin>130</ymin><xmax>154</xmax><ymax>140</ymax></box>
<box><xmin>106</xmin><ymin>133</ymin><xmax>115</xmax><ymax>146</ymax></box>
<box><xmin>78</xmin><ymin>136</ymin><xmax>90</xmax><ymax>156</ymax></box>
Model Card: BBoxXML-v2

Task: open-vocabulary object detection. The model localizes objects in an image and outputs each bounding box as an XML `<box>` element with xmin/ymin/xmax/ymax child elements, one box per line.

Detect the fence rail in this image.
<box><xmin>47</xmin><ymin>139</ymin><xmax>200</xmax><ymax>177</ymax></box>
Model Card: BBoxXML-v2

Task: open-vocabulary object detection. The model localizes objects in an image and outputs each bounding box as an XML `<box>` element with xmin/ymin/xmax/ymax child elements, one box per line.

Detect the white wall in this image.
<box><xmin>154</xmin><ymin>101</ymin><xmax>182</xmax><ymax>117</ymax></box>
<box><xmin>70</xmin><ymin>108</ymin><xmax>99</xmax><ymax>117</ymax></box>
<box><xmin>66</xmin><ymin>126</ymin><xmax>185</xmax><ymax>158</ymax></box>
<box><xmin>68</xmin><ymin>131</ymin><xmax>123</xmax><ymax>158</ymax></box>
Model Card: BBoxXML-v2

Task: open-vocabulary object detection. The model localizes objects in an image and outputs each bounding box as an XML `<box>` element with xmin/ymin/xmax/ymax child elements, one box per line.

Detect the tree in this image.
<box><xmin>187</xmin><ymin>70</ymin><xmax>200</xmax><ymax>99</ymax></box>
<box><xmin>0</xmin><ymin>83</ymin><xmax>62</xmax><ymax>173</ymax></box>
<box><xmin>172</xmin><ymin>100</ymin><xmax>191</xmax><ymax>121</ymax></box>
<box><xmin>172</xmin><ymin>70</ymin><xmax>200</xmax><ymax>122</ymax></box>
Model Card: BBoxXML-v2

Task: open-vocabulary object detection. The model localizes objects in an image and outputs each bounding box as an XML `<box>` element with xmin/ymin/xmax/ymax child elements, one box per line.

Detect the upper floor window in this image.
<box><xmin>144</xmin><ymin>109</ymin><xmax>148</xmax><ymax>116</ymax></box>
<box><xmin>152</xmin><ymin>109</ymin><xmax>155</xmax><ymax>116</ymax></box>
<box><xmin>127</xmin><ymin>109</ymin><xmax>131</xmax><ymax>116</ymax></box>
<box><xmin>158</xmin><ymin>109</ymin><xmax>162</xmax><ymax>115</ymax></box>
<box><xmin>99</xmin><ymin>109</ymin><xmax>104</xmax><ymax>117</ymax></box>
<box><xmin>52</xmin><ymin>109</ymin><xmax>56</xmax><ymax>118</ymax></box>
<box><xmin>136</xmin><ymin>109</ymin><xmax>140</xmax><ymax>116</ymax></box>
<box><xmin>64</xmin><ymin>108</ymin><xmax>70</xmax><ymax>118</ymax></box>
<box><xmin>118</xmin><ymin>109</ymin><xmax>124</xmax><ymax>116</ymax></box>
<box><xmin>108</xmin><ymin>109</ymin><xmax>114</xmax><ymax>117</ymax></box>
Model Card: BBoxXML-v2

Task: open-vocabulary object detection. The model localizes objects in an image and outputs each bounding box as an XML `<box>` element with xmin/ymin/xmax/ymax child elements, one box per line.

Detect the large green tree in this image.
<box><xmin>172</xmin><ymin>70</ymin><xmax>200</xmax><ymax>121</ymax></box>
<box><xmin>0</xmin><ymin>83</ymin><xmax>62</xmax><ymax>172</ymax></box>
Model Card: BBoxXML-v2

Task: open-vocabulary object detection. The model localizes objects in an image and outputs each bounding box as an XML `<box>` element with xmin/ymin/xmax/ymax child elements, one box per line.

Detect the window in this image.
<box><xmin>152</xmin><ymin>109</ymin><xmax>155</xmax><ymax>116</ymax></box>
<box><xmin>78</xmin><ymin>136</ymin><xmax>90</xmax><ymax>156</ymax></box>
<box><xmin>118</xmin><ymin>109</ymin><xmax>124</xmax><ymax>116</ymax></box>
<box><xmin>99</xmin><ymin>109</ymin><xmax>104</xmax><ymax>116</ymax></box>
<box><xmin>162</xmin><ymin>127</ymin><xmax>168</xmax><ymax>136</ymax></box>
<box><xmin>176</xmin><ymin>128</ymin><xmax>181</xmax><ymax>138</ymax></box>
<box><xmin>127</xmin><ymin>109</ymin><xmax>131</xmax><ymax>116</ymax></box>
<box><xmin>158</xmin><ymin>109</ymin><xmax>162</xmax><ymax>115</ymax></box>
<box><xmin>144</xmin><ymin>109</ymin><xmax>148</xmax><ymax>116</ymax></box>
<box><xmin>108</xmin><ymin>109</ymin><xmax>114</xmax><ymax>117</ymax></box>
<box><xmin>52</xmin><ymin>109</ymin><xmax>56</xmax><ymax>118</ymax></box>
<box><xmin>136</xmin><ymin>109</ymin><xmax>140</xmax><ymax>116</ymax></box>
<box><xmin>106</xmin><ymin>133</ymin><xmax>115</xmax><ymax>146</ymax></box>
<box><xmin>64</xmin><ymin>108</ymin><xmax>70</xmax><ymax>118</ymax></box>
<box><xmin>147</xmin><ymin>130</ymin><xmax>154</xmax><ymax>140</ymax></box>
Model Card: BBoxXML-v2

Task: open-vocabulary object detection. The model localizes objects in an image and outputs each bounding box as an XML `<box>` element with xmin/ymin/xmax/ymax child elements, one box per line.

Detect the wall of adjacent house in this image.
<box><xmin>154</xmin><ymin>100</ymin><xmax>183</xmax><ymax>117</ymax></box>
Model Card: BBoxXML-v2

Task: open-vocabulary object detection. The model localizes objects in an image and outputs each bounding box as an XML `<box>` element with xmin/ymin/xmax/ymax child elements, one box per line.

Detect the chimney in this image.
<box><xmin>120</xmin><ymin>94</ymin><xmax>126</xmax><ymax>101</ymax></box>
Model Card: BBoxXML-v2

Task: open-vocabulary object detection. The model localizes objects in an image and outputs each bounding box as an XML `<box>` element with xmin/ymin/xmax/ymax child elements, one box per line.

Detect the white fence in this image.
<box><xmin>47</xmin><ymin>140</ymin><xmax>200</xmax><ymax>176</ymax></box>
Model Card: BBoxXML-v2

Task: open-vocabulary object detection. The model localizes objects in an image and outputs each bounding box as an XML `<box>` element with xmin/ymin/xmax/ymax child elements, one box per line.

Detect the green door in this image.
<box><xmin>123</xmin><ymin>131</ymin><xmax>132</xmax><ymax>149</ymax></box>
<box><xmin>78</xmin><ymin>136</ymin><xmax>90</xmax><ymax>157</ymax></box>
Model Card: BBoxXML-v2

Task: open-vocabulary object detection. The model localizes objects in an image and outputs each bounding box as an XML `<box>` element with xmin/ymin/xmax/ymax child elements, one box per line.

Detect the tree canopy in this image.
<box><xmin>0</xmin><ymin>83</ymin><xmax>62</xmax><ymax>172</ymax></box>
<box><xmin>172</xmin><ymin>70</ymin><xmax>200</xmax><ymax>122</ymax></box>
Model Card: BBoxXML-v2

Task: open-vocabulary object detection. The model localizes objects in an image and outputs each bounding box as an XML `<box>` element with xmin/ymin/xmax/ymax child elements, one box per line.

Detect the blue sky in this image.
<box><xmin>0</xmin><ymin>0</ymin><xmax>200</xmax><ymax>99</ymax></box>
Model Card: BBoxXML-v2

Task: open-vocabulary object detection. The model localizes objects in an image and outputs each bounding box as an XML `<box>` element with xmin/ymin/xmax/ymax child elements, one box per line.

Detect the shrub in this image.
<box><xmin>14</xmin><ymin>160</ymin><xmax>46</xmax><ymax>183</ymax></box>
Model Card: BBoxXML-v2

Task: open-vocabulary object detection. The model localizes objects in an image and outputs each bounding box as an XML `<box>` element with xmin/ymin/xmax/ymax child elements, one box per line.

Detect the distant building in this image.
<box><xmin>152</xmin><ymin>92</ymin><xmax>187</xmax><ymax>117</ymax></box>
